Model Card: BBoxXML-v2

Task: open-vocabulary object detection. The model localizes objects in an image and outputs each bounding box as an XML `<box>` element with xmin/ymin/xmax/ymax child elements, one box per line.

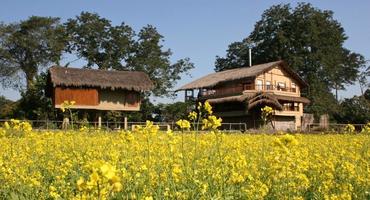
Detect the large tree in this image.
<box><xmin>64</xmin><ymin>12</ymin><xmax>134</xmax><ymax>70</ymax></box>
<box><xmin>0</xmin><ymin>16</ymin><xmax>65</xmax><ymax>90</ymax></box>
<box><xmin>65</xmin><ymin>12</ymin><xmax>194</xmax><ymax>96</ymax></box>
<box><xmin>215</xmin><ymin>3</ymin><xmax>366</xmax><ymax>117</ymax></box>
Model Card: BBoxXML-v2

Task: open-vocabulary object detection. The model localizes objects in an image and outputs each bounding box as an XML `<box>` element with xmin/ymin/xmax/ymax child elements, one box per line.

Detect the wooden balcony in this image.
<box><xmin>252</xmin><ymin>84</ymin><xmax>297</xmax><ymax>93</ymax></box>
<box><xmin>200</xmin><ymin>87</ymin><xmax>244</xmax><ymax>98</ymax></box>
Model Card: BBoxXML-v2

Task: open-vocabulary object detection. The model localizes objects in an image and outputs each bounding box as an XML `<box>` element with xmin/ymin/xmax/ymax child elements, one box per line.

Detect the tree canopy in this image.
<box><xmin>334</xmin><ymin>91</ymin><xmax>370</xmax><ymax>124</ymax></box>
<box><xmin>0</xmin><ymin>16</ymin><xmax>65</xmax><ymax>90</ymax></box>
<box><xmin>65</xmin><ymin>12</ymin><xmax>194</xmax><ymax>96</ymax></box>
<box><xmin>215</xmin><ymin>3</ymin><xmax>366</xmax><ymax>117</ymax></box>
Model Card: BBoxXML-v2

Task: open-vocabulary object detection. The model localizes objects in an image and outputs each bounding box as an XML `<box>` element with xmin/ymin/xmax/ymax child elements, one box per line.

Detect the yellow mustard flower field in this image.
<box><xmin>0</xmin><ymin>122</ymin><xmax>369</xmax><ymax>200</ymax></box>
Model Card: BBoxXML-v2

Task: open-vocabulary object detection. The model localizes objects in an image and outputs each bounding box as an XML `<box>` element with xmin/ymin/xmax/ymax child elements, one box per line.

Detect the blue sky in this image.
<box><xmin>1</xmin><ymin>0</ymin><xmax>369</xmax><ymax>103</ymax></box>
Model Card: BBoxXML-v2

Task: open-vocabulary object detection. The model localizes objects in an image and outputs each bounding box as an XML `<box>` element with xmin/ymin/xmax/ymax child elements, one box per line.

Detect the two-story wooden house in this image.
<box><xmin>178</xmin><ymin>60</ymin><xmax>310</xmax><ymax>130</ymax></box>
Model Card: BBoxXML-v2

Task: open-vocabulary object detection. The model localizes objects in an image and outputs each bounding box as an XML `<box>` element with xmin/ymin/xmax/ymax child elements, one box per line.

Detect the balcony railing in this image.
<box><xmin>282</xmin><ymin>105</ymin><xmax>300</xmax><ymax>112</ymax></box>
<box><xmin>199</xmin><ymin>84</ymin><xmax>297</xmax><ymax>99</ymax></box>
<box><xmin>200</xmin><ymin>87</ymin><xmax>244</xmax><ymax>98</ymax></box>
<box><xmin>251</xmin><ymin>84</ymin><xmax>297</xmax><ymax>93</ymax></box>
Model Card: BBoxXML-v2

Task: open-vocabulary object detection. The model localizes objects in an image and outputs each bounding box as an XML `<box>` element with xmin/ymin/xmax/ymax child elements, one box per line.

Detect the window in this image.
<box><xmin>283</xmin><ymin>103</ymin><xmax>292</xmax><ymax>111</ymax></box>
<box><xmin>282</xmin><ymin>102</ymin><xmax>299</xmax><ymax>111</ymax></box>
<box><xmin>266</xmin><ymin>81</ymin><xmax>272</xmax><ymax>90</ymax></box>
<box><xmin>294</xmin><ymin>102</ymin><xmax>299</xmax><ymax>111</ymax></box>
<box><xmin>277</xmin><ymin>82</ymin><xmax>286</xmax><ymax>91</ymax></box>
<box><xmin>243</xmin><ymin>82</ymin><xmax>253</xmax><ymax>90</ymax></box>
<box><xmin>291</xmin><ymin>83</ymin><xmax>297</xmax><ymax>92</ymax></box>
<box><xmin>256</xmin><ymin>80</ymin><xmax>263</xmax><ymax>90</ymax></box>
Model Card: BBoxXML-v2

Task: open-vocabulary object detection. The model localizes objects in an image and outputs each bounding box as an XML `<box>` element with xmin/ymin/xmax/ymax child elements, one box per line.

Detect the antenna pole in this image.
<box><xmin>249</xmin><ymin>48</ymin><xmax>252</xmax><ymax>67</ymax></box>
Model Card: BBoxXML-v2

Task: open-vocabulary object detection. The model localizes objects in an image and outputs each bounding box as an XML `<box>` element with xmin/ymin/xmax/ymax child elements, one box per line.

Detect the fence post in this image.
<box><xmin>98</xmin><ymin>115</ymin><xmax>102</xmax><ymax>129</ymax></box>
<box><xmin>167</xmin><ymin>124</ymin><xmax>170</xmax><ymax>132</ymax></box>
<box><xmin>124</xmin><ymin>117</ymin><xmax>128</xmax><ymax>130</ymax></box>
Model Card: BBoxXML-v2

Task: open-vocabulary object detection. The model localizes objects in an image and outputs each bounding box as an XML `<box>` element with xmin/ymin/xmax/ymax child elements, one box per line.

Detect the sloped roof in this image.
<box><xmin>49</xmin><ymin>66</ymin><xmax>154</xmax><ymax>91</ymax></box>
<box><xmin>177</xmin><ymin>60</ymin><xmax>307</xmax><ymax>90</ymax></box>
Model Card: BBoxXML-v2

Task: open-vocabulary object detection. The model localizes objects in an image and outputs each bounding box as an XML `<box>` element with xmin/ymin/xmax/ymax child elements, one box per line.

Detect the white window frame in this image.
<box><xmin>256</xmin><ymin>79</ymin><xmax>263</xmax><ymax>91</ymax></box>
<box><xmin>266</xmin><ymin>81</ymin><xmax>271</xmax><ymax>90</ymax></box>
<box><xmin>291</xmin><ymin>82</ymin><xmax>297</xmax><ymax>92</ymax></box>
<box><xmin>277</xmin><ymin>82</ymin><xmax>285</xmax><ymax>91</ymax></box>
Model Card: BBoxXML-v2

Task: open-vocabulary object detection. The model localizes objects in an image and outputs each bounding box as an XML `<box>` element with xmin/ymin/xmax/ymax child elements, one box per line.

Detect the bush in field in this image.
<box><xmin>361</xmin><ymin>122</ymin><xmax>370</xmax><ymax>134</ymax></box>
<box><xmin>343</xmin><ymin>124</ymin><xmax>356</xmax><ymax>134</ymax></box>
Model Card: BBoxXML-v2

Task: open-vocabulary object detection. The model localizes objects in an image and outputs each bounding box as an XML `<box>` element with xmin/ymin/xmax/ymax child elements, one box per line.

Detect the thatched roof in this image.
<box><xmin>49</xmin><ymin>66</ymin><xmax>154</xmax><ymax>91</ymax></box>
<box><xmin>207</xmin><ymin>93</ymin><xmax>254</xmax><ymax>104</ymax></box>
<box><xmin>177</xmin><ymin>60</ymin><xmax>308</xmax><ymax>91</ymax></box>
<box><xmin>247</xmin><ymin>92</ymin><xmax>283</xmax><ymax>110</ymax></box>
<box><xmin>274</xmin><ymin>95</ymin><xmax>310</xmax><ymax>104</ymax></box>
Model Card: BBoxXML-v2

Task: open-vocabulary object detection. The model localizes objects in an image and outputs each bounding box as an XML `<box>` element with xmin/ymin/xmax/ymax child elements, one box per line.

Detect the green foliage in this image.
<box><xmin>125</xmin><ymin>98</ymin><xmax>156</xmax><ymax>122</ymax></box>
<box><xmin>334</xmin><ymin>95</ymin><xmax>370</xmax><ymax>124</ymax></box>
<box><xmin>0</xmin><ymin>16</ymin><xmax>66</xmax><ymax>90</ymax></box>
<box><xmin>304</xmin><ymin>80</ymin><xmax>339</xmax><ymax>119</ymax></box>
<box><xmin>215</xmin><ymin>3</ymin><xmax>366</xmax><ymax>117</ymax></box>
<box><xmin>158</xmin><ymin>101</ymin><xmax>193</xmax><ymax>122</ymax></box>
<box><xmin>14</xmin><ymin>73</ymin><xmax>54</xmax><ymax>120</ymax></box>
<box><xmin>364</xmin><ymin>89</ymin><xmax>370</xmax><ymax>100</ymax></box>
<box><xmin>0</xmin><ymin>96</ymin><xmax>17</xmax><ymax>119</ymax></box>
<box><xmin>261</xmin><ymin>106</ymin><xmax>273</xmax><ymax>125</ymax></box>
<box><xmin>358</xmin><ymin>65</ymin><xmax>370</xmax><ymax>95</ymax></box>
<box><xmin>65</xmin><ymin>12</ymin><xmax>194</xmax><ymax>96</ymax></box>
<box><xmin>64</xmin><ymin>12</ymin><xmax>134</xmax><ymax>70</ymax></box>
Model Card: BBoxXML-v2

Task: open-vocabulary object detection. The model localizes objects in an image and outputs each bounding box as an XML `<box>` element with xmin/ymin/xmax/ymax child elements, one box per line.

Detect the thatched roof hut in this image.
<box><xmin>49</xmin><ymin>66</ymin><xmax>154</xmax><ymax>92</ymax></box>
<box><xmin>177</xmin><ymin>60</ymin><xmax>307</xmax><ymax>91</ymax></box>
<box><xmin>47</xmin><ymin>66</ymin><xmax>153</xmax><ymax>112</ymax></box>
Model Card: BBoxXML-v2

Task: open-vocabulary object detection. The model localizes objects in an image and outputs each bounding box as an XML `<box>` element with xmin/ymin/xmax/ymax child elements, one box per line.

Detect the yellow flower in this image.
<box><xmin>100</xmin><ymin>163</ymin><xmax>116</xmax><ymax>180</ymax></box>
<box><xmin>4</xmin><ymin>121</ymin><xmax>10</xmax><ymax>129</ymax></box>
<box><xmin>188</xmin><ymin>111</ymin><xmax>197</xmax><ymax>121</ymax></box>
<box><xmin>112</xmin><ymin>182</ymin><xmax>123</xmax><ymax>192</ymax></box>
<box><xmin>77</xmin><ymin>177</ymin><xmax>85</xmax><ymax>191</ymax></box>
<box><xmin>197</xmin><ymin>102</ymin><xmax>202</xmax><ymax>110</ymax></box>
<box><xmin>167</xmin><ymin>129</ymin><xmax>174</xmax><ymax>136</ymax></box>
<box><xmin>202</xmin><ymin>115</ymin><xmax>222</xmax><ymax>130</ymax></box>
<box><xmin>204</xmin><ymin>101</ymin><xmax>213</xmax><ymax>115</ymax></box>
<box><xmin>344</xmin><ymin>124</ymin><xmax>355</xmax><ymax>134</ymax></box>
<box><xmin>60</xmin><ymin>100</ymin><xmax>75</xmax><ymax>113</ymax></box>
<box><xmin>176</xmin><ymin>119</ymin><xmax>191</xmax><ymax>130</ymax></box>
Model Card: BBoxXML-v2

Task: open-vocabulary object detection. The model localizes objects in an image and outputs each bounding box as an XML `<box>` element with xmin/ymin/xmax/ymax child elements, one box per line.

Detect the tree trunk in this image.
<box><xmin>335</xmin><ymin>84</ymin><xmax>338</xmax><ymax>102</ymax></box>
<box><xmin>25</xmin><ymin>67</ymin><xmax>37</xmax><ymax>90</ymax></box>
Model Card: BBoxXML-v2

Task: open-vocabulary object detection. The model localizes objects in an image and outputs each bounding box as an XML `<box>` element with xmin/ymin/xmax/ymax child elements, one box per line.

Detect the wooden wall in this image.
<box><xmin>53</xmin><ymin>87</ymin><xmax>141</xmax><ymax>111</ymax></box>
<box><xmin>54</xmin><ymin>87</ymin><xmax>99</xmax><ymax>106</ymax></box>
<box><xmin>214</xmin><ymin>82</ymin><xmax>244</xmax><ymax>96</ymax></box>
<box><xmin>99</xmin><ymin>89</ymin><xmax>140</xmax><ymax>111</ymax></box>
<box><xmin>125</xmin><ymin>92</ymin><xmax>139</xmax><ymax>107</ymax></box>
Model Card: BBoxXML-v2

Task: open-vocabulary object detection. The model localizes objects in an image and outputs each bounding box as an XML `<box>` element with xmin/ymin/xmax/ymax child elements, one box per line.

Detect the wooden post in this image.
<box><xmin>98</xmin><ymin>114</ymin><xmax>102</xmax><ymax>129</ymax></box>
<box><xmin>167</xmin><ymin>124</ymin><xmax>170</xmax><ymax>132</ymax></box>
<box><xmin>124</xmin><ymin>117</ymin><xmax>128</xmax><ymax>130</ymax></box>
<box><xmin>62</xmin><ymin>117</ymin><xmax>70</xmax><ymax>130</ymax></box>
